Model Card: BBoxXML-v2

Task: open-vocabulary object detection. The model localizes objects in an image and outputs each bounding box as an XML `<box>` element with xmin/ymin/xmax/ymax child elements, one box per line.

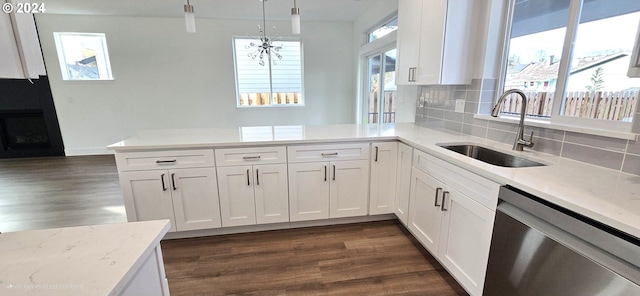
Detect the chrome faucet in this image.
<box><xmin>491</xmin><ymin>89</ymin><xmax>534</xmax><ymax>151</ymax></box>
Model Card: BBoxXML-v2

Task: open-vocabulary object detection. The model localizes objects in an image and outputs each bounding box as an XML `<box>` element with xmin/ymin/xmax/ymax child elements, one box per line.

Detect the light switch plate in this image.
<box><xmin>455</xmin><ymin>99</ymin><xmax>465</xmax><ymax>113</ymax></box>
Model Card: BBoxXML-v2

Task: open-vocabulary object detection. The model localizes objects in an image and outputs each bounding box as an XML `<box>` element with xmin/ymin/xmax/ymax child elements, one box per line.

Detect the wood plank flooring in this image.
<box><xmin>0</xmin><ymin>155</ymin><xmax>126</xmax><ymax>232</ymax></box>
<box><xmin>161</xmin><ymin>220</ymin><xmax>469</xmax><ymax>296</ymax></box>
<box><xmin>1</xmin><ymin>156</ymin><xmax>469</xmax><ymax>295</ymax></box>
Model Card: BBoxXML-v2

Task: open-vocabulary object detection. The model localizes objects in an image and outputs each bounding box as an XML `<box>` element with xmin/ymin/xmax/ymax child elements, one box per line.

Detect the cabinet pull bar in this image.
<box><xmin>243</xmin><ymin>156</ymin><xmax>261</xmax><ymax>160</ymax></box>
<box><xmin>247</xmin><ymin>169</ymin><xmax>251</xmax><ymax>186</ymax></box>
<box><xmin>441</xmin><ymin>191</ymin><xmax>449</xmax><ymax>211</ymax></box>
<box><xmin>332</xmin><ymin>164</ymin><xmax>336</xmax><ymax>181</ymax></box>
<box><xmin>374</xmin><ymin>146</ymin><xmax>379</xmax><ymax>162</ymax></box>
<box><xmin>156</xmin><ymin>160</ymin><xmax>177</xmax><ymax>164</ymax></box>
<box><xmin>434</xmin><ymin>187</ymin><xmax>442</xmax><ymax>207</ymax></box>
<box><xmin>321</xmin><ymin>152</ymin><xmax>338</xmax><ymax>156</ymax></box>
<box><xmin>256</xmin><ymin>169</ymin><xmax>260</xmax><ymax>185</ymax></box>
<box><xmin>171</xmin><ymin>173</ymin><xmax>177</xmax><ymax>190</ymax></box>
<box><xmin>161</xmin><ymin>174</ymin><xmax>167</xmax><ymax>191</ymax></box>
<box><xmin>324</xmin><ymin>165</ymin><xmax>327</xmax><ymax>181</ymax></box>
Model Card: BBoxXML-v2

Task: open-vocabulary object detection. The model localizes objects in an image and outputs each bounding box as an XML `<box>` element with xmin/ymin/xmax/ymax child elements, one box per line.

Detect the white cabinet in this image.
<box><xmin>0</xmin><ymin>11</ymin><xmax>46</xmax><ymax>79</ymax></box>
<box><xmin>396</xmin><ymin>0</ymin><xmax>475</xmax><ymax>85</ymax></box>
<box><xmin>116</xmin><ymin>149</ymin><xmax>221</xmax><ymax>232</ymax></box>
<box><xmin>369</xmin><ymin>142</ymin><xmax>398</xmax><ymax>215</ymax></box>
<box><xmin>215</xmin><ymin>147</ymin><xmax>289</xmax><ymax>227</ymax></box>
<box><xmin>408</xmin><ymin>150</ymin><xmax>499</xmax><ymax>296</ymax></box>
<box><xmin>288</xmin><ymin>160</ymin><xmax>369</xmax><ymax>221</ymax></box>
<box><xmin>394</xmin><ymin>143</ymin><xmax>413</xmax><ymax>225</ymax></box>
<box><xmin>217</xmin><ymin>164</ymin><xmax>289</xmax><ymax>227</ymax></box>
<box><xmin>288</xmin><ymin>143</ymin><xmax>370</xmax><ymax>222</ymax></box>
<box><xmin>120</xmin><ymin>167</ymin><xmax>221</xmax><ymax>232</ymax></box>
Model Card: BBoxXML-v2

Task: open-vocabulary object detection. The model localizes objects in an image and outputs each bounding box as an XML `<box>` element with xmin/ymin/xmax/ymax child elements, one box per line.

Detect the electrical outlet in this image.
<box><xmin>455</xmin><ymin>99</ymin><xmax>465</xmax><ymax>113</ymax></box>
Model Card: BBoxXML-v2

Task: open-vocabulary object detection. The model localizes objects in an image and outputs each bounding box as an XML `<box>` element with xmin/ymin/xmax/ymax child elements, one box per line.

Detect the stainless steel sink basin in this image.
<box><xmin>438</xmin><ymin>144</ymin><xmax>545</xmax><ymax>168</ymax></box>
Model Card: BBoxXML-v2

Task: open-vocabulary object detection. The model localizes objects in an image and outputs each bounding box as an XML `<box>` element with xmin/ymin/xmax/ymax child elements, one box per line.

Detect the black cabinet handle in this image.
<box><xmin>161</xmin><ymin>173</ymin><xmax>167</xmax><ymax>191</ymax></box>
<box><xmin>171</xmin><ymin>173</ymin><xmax>177</xmax><ymax>190</ymax></box>
<box><xmin>332</xmin><ymin>165</ymin><xmax>336</xmax><ymax>181</ymax></box>
<box><xmin>256</xmin><ymin>169</ymin><xmax>260</xmax><ymax>185</ymax></box>
<box><xmin>156</xmin><ymin>160</ymin><xmax>177</xmax><ymax>164</ymax></box>
<box><xmin>247</xmin><ymin>169</ymin><xmax>251</xmax><ymax>186</ymax></box>
<box><xmin>324</xmin><ymin>165</ymin><xmax>327</xmax><ymax>181</ymax></box>
<box><xmin>441</xmin><ymin>191</ymin><xmax>449</xmax><ymax>212</ymax></box>
<box><xmin>434</xmin><ymin>187</ymin><xmax>442</xmax><ymax>207</ymax></box>
<box><xmin>374</xmin><ymin>146</ymin><xmax>379</xmax><ymax>162</ymax></box>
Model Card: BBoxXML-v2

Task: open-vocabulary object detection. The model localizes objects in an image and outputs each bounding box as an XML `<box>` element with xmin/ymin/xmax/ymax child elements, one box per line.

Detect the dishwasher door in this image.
<box><xmin>483</xmin><ymin>186</ymin><xmax>640</xmax><ymax>296</ymax></box>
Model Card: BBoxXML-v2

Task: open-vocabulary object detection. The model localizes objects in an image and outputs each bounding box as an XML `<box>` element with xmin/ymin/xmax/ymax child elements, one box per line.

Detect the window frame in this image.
<box><xmin>496</xmin><ymin>0</ymin><xmax>639</xmax><ymax>133</ymax></box>
<box><xmin>52</xmin><ymin>32</ymin><xmax>114</xmax><ymax>81</ymax></box>
<box><xmin>232</xmin><ymin>36</ymin><xmax>305</xmax><ymax>108</ymax></box>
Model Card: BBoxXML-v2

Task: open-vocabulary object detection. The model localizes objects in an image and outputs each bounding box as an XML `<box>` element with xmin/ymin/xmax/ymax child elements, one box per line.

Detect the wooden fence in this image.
<box><xmin>498</xmin><ymin>90</ymin><xmax>638</xmax><ymax>121</ymax></box>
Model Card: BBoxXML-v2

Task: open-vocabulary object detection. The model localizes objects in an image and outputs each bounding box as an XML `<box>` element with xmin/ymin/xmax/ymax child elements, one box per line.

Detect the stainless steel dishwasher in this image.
<box><xmin>483</xmin><ymin>185</ymin><xmax>640</xmax><ymax>296</ymax></box>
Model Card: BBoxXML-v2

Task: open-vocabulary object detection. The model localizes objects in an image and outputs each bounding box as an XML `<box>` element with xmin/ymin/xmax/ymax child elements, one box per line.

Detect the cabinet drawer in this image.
<box><xmin>115</xmin><ymin>149</ymin><xmax>215</xmax><ymax>172</ymax></box>
<box><xmin>287</xmin><ymin>143</ymin><xmax>370</xmax><ymax>163</ymax></box>
<box><xmin>413</xmin><ymin>149</ymin><xmax>500</xmax><ymax>210</ymax></box>
<box><xmin>215</xmin><ymin>146</ymin><xmax>286</xmax><ymax>166</ymax></box>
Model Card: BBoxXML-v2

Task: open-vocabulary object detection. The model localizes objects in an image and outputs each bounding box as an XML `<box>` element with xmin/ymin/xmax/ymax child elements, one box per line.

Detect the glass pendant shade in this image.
<box><xmin>184</xmin><ymin>4</ymin><xmax>195</xmax><ymax>33</ymax></box>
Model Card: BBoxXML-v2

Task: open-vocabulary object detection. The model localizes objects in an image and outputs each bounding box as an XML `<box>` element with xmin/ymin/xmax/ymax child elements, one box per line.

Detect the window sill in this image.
<box><xmin>237</xmin><ymin>104</ymin><xmax>305</xmax><ymax>109</ymax></box>
<box><xmin>474</xmin><ymin>114</ymin><xmax>637</xmax><ymax>140</ymax></box>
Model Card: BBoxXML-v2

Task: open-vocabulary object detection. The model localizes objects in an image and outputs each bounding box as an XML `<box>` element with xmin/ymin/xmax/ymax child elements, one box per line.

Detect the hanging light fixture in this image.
<box><xmin>184</xmin><ymin>0</ymin><xmax>196</xmax><ymax>33</ymax></box>
<box><xmin>291</xmin><ymin>0</ymin><xmax>301</xmax><ymax>34</ymax></box>
<box><xmin>245</xmin><ymin>0</ymin><xmax>282</xmax><ymax>66</ymax></box>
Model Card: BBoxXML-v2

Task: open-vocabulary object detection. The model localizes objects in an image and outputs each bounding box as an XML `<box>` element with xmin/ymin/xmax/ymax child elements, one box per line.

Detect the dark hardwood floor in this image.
<box><xmin>1</xmin><ymin>156</ymin><xmax>469</xmax><ymax>295</ymax></box>
<box><xmin>0</xmin><ymin>155</ymin><xmax>126</xmax><ymax>232</ymax></box>
<box><xmin>161</xmin><ymin>220</ymin><xmax>469</xmax><ymax>296</ymax></box>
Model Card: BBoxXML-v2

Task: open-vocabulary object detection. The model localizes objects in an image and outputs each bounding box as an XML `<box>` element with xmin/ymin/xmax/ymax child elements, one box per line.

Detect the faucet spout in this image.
<box><xmin>491</xmin><ymin>89</ymin><xmax>534</xmax><ymax>151</ymax></box>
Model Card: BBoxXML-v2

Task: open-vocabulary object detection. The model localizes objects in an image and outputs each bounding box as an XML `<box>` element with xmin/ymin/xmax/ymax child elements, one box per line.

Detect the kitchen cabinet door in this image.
<box><xmin>170</xmin><ymin>167</ymin><xmax>222</xmax><ymax>231</ymax></box>
<box><xmin>396</xmin><ymin>0</ymin><xmax>423</xmax><ymax>85</ymax></box>
<box><xmin>369</xmin><ymin>142</ymin><xmax>398</xmax><ymax>215</ymax></box>
<box><xmin>408</xmin><ymin>167</ymin><xmax>444</xmax><ymax>254</ymax></box>
<box><xmin>330</xmin><ymin>160</ymin><xmax>370</xmax><ymax>218</ymax></box>
<box><xmin>254</xmin><ymin>164</ymin><xmax>289</xmax><ymax>224</ymax></box>
<box><xmin>438</xmin><ymin>187</ymin><xmax>495</xmax><ymax>296</ymax></box>
<box><xmin>217</xmin><ymin>166</ymin><xmax>257</xmax><ymax>227</ymax></box>
<box><xmin>394</xmin><ymin>143</ymin><xmax>413</xmax><ymax>225</ymax></box>
<box><xmin>119</xmin><ymin>171</ymin><xmax>177</xmax><ymax>232</ymax></box>
<box><xmin>288</xmin><ymin>162</ymin><xmax>330</xmax><ymax>221</ymax></box>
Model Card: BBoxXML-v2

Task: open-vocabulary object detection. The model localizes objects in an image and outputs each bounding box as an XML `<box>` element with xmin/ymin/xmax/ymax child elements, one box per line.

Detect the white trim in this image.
<box><xmin>475</xmin><ymin>114</ymin><xmax>637</xmax><ymax>140</ymax></box>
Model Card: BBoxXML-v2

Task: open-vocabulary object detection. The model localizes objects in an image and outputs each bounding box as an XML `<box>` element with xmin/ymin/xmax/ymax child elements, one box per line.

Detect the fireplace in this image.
<box><xmin>0</xmin><ymin>76</ymin><xmax>65</xmax><ymax>158</ymax></box>
<box><xmin>0</xmin><ymin>110</ymin><xmax>51</xmax><ymax>150</ymax></box>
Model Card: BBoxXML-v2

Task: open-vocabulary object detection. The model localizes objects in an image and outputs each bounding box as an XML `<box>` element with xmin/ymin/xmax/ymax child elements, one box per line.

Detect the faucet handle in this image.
<box><xmin>528</xmin><ymin>131</ymin><xmax>534</xmax><ymax>142</ymax></box>
<box><xmin>524</xmin><ymin>131</ymin><xmax>535</xmax><ymax>148</ymax></box>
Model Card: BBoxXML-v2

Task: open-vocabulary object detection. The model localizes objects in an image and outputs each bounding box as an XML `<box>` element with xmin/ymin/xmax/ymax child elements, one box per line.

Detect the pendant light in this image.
<box><xmin>184</xmin><ymin>0</ymin><xmax>196</xmax><ymax>33</ymax></box>
<box><xmin>291</xmin><ymin>0</ymin><xmax>300</xmax><ymax>34</ymax></box>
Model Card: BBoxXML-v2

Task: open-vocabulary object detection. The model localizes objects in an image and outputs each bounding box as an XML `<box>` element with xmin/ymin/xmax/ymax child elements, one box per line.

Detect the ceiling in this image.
<box><xmin>41</xmin><ymin>0</ymin><xmax>384</xmax><ymax>22</ymax></box>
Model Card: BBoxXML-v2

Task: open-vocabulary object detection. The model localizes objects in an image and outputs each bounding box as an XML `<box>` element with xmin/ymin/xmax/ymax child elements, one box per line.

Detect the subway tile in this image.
<box><xmin>443</xmin><ymin>121</ymin><xmax>463</xmax><ymax>133</ymax></box>
<box><xmin>463</xmin><ymin>124</ymin><xmax>488</xmax><ymax>138</ymax></box>
<box><xmin>627</xmin><ymin>138</ymin><xmax>640</xmax><ymax>155</ymax></box>
<box><xmin>561</xmin><ymin>143</ymin><xmax>624</xmax><ymax>171</ymax></box>
<box><xmin>470</xmin><ymin>79</ymin><xmax>482</xmax><ymax>91</ymax></box>
<box><xmin>530</xmin><ymin>137</ymin><xmax>562</xmax><ymax>156</ymax></box>
<box><xmin>426</xmin><ymin>117</ymin><xmax>444</xmax><ymax>128</ymax></box>
<box><xmin>454</xmin><ymin>90</ymin><xmax>467</xmax><ymax>101</ymax></box>
<box><xmin>455</xmin><ymin>85</ymin><xmax>467</xmax><ymax>91</ymax></box>
<box><xmin>464</xmin><ymin>102</ymin><xmax>479</xmax><ymax>114</ymax></box>
<box><xmin>564</xmin><ymin>132</ymin><xmax>627</xmax><ymax>152</ymax></box>
<box><xmin>622</xmin><ymin>154</ymin><xmax>640</xmax><ymax>175</ymax></box>
<box><xmin>488</xmin><ymin>120</ymin><xmax>519</xmax><ymax>132</ymax></box>
<box><xmin>487</xmin><ymin>128</ymin><xmax>516</xmax><ymax>145</ymax></box>
<box><xmin>465</xmin><ymin>90</ymin><xmax>480</xmax><ymax>103</ymax></box>
<box><xmin>444</xmin><ymin>110</ymin><xmax>464</xmax><ymax>123</ymax></box>
<box><xmin>482</xmin><ymin>78</ymin><xmax>497</xmax><ymax>91</ymax></box>
<box><xmin>530</xmin><ymin>126</ymin><xmax>565</xmax><ymax>141</ymax></box>
<box><xmin>427</xmin><ymin>108</ymin><xmax>445</xmax><ymax>118</ymax></box>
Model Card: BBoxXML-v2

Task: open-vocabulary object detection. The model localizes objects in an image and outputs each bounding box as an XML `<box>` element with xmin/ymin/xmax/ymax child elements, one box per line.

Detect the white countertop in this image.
<box><xmin>0</xmin><ymin>220</ymin><xmax>170</xmax><ymax>295</ymax></box>
<box><xmin>108</xmin><ymin>123</ymin><xmax>640</xmax><ymax>239</ymax></box>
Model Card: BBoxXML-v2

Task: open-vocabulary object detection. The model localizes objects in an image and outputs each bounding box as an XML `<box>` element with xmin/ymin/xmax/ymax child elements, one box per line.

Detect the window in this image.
<box><xmin>368</xmin><ymin>18</ymin><xmax>398</xmax><ymax>43</ymax></box>
<box><xmin>53</xmin><ymin>33</ymin><xmax>113</xmax><ymax>80</ymax></box>
<box><xmin>499</xmin><ymin>0</ymin><xmax>640</xmax><ymax>130</ymax></box>
<box><xmin>233</xmin><ymin>38</ymin><xmax>303</xmax><ymax>107</ymax></box>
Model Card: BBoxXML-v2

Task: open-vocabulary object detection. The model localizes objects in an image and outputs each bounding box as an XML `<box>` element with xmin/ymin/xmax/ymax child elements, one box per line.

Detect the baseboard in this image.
<box><xmin>163</xmin><ymin>214</ymin><xmax>397</xmax><ymax>240</ymax></box>
<box><xmin>65</xmin><ymin>147</ymin><xmax>114</xmax><ymax>156</ymax></box>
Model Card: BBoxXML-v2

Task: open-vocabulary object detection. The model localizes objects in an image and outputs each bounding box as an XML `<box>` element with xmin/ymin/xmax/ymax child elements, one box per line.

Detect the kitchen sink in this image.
<box><xmin>438</xmin><ymin>144</ymin><xmax>545</xmax><ymax>168</ymax></box>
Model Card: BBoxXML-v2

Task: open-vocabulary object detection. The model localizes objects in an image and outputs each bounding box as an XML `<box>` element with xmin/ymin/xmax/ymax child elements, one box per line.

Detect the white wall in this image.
<box><xmin>35</xmin><ymin>15</ymin><xmax>356</xmax><ymax>155</ymax></box>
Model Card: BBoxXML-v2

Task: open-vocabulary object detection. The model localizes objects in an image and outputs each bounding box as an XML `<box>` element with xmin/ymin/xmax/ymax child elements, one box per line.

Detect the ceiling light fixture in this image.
<box><xmin>291</xmin><ymin>0</ymin><xmax>301</xmax><ymax>35</ymax></box>
<box><xmin>184</xmin><ymin>0</ymin><xmax>196</xmax><ymax>33</ymax></box>
<box><xmin>245</xmin><ymin>0</ymin><xmax>282</xmax><ymax>66</ymax></box>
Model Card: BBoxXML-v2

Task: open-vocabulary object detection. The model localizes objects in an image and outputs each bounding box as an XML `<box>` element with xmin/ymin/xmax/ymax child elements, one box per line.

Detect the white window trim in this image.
<box><xmin>232</xmin><ymin>37</ymin><xmax>305</xmax><ymax>109</ymax></box>
<box><xmin>494</xmin><ymin>0</ymin><xmax>638</xmax><ymax>135</ymax></box>
<box><xmin>53</xmin><ymin>32</ymin><xmax>114</xmax><ymax>81</ymax></box>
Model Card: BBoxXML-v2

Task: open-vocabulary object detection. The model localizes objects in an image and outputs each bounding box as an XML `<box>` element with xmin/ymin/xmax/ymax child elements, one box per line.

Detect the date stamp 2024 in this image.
<box><xmin>2</xmin><ymin>2</ymin><xmax>45</xmax><ymax>14</ymax></box>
